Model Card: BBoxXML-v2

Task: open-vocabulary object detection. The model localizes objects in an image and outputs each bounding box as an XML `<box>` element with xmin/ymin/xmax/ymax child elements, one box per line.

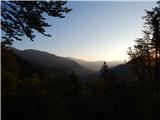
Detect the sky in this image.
<box><xmin>13</xmin><ymin>1</ymin><xmax>157</xmax><ymax>61</ymax></box>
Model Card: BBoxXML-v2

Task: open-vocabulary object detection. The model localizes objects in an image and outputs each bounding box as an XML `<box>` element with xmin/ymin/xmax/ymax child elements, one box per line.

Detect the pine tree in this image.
<box><xmin>100</xmin><ymin>61</ymin><xmax>109</xmax><ymax>80</ymax></box>
<box><xmin>143</xmin><ymin>2</ymin><xmax>160</xmax><ymax>81</ymax></box>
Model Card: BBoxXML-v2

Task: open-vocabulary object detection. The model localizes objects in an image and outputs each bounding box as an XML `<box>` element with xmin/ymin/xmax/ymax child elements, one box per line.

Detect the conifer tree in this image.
<box><xmin>100</xmin><ymin>61</ymin><xmax>109</xmax><ymax>80</ymax></box>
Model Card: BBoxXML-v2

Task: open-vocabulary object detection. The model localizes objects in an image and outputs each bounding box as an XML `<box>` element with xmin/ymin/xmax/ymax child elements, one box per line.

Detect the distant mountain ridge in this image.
<box><xmin>68</xmin><ymin>57</ymin><xmax>123</xmax><ymax>71</ymax></box>
<box><xmin>12</xmin><ymin>48</ymin><xmax>94</xmax><ymax>76</ymax></box>
<box><xmin>12</xmin><ymin>48</ymin><xmax>124</xmax><ymax>78</ymax></box>
<box><xmin>10</xmin><ymin>48</ymin><xmax>135</xmax><ymax>82</ymax></box>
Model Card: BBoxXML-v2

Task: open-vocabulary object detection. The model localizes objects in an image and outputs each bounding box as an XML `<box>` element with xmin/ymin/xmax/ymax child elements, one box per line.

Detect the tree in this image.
<box><xmin>127</xmin><ymin>30</ymin><xmax>153</xmax><ymax>80</ymax></box>
<box><xmin>1</xmin><ymin>1</ymin><xmax>72</xmax><ymax>45</ymax></box>
<box><xmin>128</xmin><ymin>1</ymin><xmax>160</xmax><ymax>81</ymax></box>
<box><xmin>100</xmin><ymin>61</ymin><xmax>109</xmax><ymax>80</ymax></box>
<box><xmin>127</xmin><ymin>2</ymin><xmax>160</xmax><ymax>119</ymax></box>
<box><xmin>143</xmin><ymin>1</ymin><xmax>160</xmax><ymax>81</ymax></box>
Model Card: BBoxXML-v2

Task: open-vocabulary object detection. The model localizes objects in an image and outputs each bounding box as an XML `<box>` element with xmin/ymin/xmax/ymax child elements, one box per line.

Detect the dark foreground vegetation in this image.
<box><xmin>2</xmin><ymin>46</ymin><xmax>160</xmax><ymax>120</ymax></box>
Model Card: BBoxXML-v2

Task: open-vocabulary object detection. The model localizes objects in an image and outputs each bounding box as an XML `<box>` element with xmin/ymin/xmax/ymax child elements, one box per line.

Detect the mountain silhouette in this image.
<box><xmin>68</xmin><ymin>57</ymin><xmax>123</xmax><ymax>71</ymax></box>
<box><xmin>12</xmin><ymin>48</ymin><xmax>94</xmax><ymax>76</ymax></box>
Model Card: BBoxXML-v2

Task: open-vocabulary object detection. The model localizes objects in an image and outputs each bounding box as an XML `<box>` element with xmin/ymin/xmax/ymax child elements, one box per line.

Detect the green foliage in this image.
<box><xmin>2</xmin><ymin>69</ymin><xmax>18</xmax><ymax>96</ymax></box>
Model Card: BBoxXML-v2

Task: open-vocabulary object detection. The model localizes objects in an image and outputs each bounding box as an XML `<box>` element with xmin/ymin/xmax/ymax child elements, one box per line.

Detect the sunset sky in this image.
<box><xmin>13</xmin><ymin>1</ymin><xmax>157</xmax><ymax>61</ymax></box>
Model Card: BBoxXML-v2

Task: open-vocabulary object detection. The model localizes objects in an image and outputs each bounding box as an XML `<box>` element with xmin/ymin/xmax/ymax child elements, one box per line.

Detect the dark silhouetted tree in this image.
<box><xmin>128</xmin><ymin>1</ymin><xmax>160</xmax><ymax>81</ymax></box>
<box><xmin>1</xmin><ymin>1</ymin><xmax>72</xmax><ymax>45</ymax></box>
<box><xmin>127</xmin><ymin>2</ymin><xmax>160</xmax><ymax>119</ymax></box>
<box><xmin>143</xmin><ymin>1</ymin><xmax>160</xmax><ymax>81</ymax></box>
<box><xmin>127</xmin><ymin>30</ymin><xmax>153</xmax><ymax>81</ymax></box>
<box><xmin>100</xmin><ymin>61</ymin><xmax>109</xmax><ymax>80</ymax></box>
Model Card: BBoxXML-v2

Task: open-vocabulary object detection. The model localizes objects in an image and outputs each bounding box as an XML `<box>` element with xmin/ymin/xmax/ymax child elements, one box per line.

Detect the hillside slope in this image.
<box><xmin>13</xmin><ymin>48</ymin><xmax>94</xmax><ymax>76</ymax></box>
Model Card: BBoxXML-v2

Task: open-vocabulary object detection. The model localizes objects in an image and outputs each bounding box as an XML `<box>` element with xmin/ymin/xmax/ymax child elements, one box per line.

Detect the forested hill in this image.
<box><xmin>4</xmin><ymin>47</ymin><xmax>136</xmax><ymax>82</ymax></box>
<box><xmin>1</xmin><ymin>46</ymin><xmax>144</xmax><ymax>120</ymax></box>
<box><xmin>11</xmin><ymin>47</ymin><xmax>94</xmax><ymax>76</ymax></box>
<box><xmin>2</xmin><ymin>46</ymin><xmax>160</xmax><ymax>120</ymax></box>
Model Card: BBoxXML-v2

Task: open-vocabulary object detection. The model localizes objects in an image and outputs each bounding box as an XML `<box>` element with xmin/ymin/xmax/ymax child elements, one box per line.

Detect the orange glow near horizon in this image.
<box><xmin>73</xmin><ymin>53</ymin><xmax>129</xmax><ymax>62</ymax></box>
